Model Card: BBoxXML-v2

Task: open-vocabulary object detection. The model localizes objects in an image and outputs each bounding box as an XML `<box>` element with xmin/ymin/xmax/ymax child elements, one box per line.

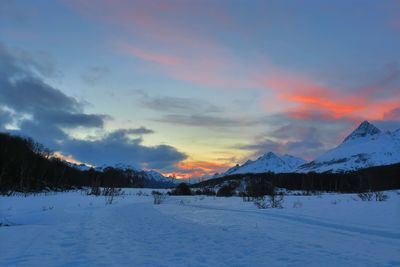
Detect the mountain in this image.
<box><xmin>68</xmin><ymin>162</ymin><xmax>177</xmax><ymax>185</ymax></box>
<box><xmin>298</xmin><ymin>121</ymin><xmax>400</xmax><ymax>173</ymax></box>
<box><xmin>66</xmin><ymin>162</ymin><xmax>93</xmax><ymax>172</ymax></box>
<box><xmin>222</xmin><ymin>152</ymin><xmax>307</xmax><ymax>175</ymax></box>
<box><xmin>144</xmin><ymin>170</ymin><xmax>177</xmax><ymax>184</ymax></box>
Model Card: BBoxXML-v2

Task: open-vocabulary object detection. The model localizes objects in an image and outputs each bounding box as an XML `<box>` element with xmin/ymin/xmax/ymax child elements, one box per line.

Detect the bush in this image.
<box><xmin>217</xmin><ymin>184</ymin><xmax>235</xmax><ymax>197</ymax></box>
<box><xmin>170</xmin><ymin>183</ymin><xmax>192</xmax><ymax>196</ymax></box>
<box><xmin>358</xmin><ymin>191</ymin><xmax>374</xmax><ymax>201</ymax></box>
<box><xmin>358</xmin><ymin>191</ymin><xmax>388</xmax><ymax>201</ymax></box>
<box><xmin>374</xmin><ymin>191</ymin><xmax>389</xmax><ymax>201</ymax></box>
<box><xmin>88</xmin><ymin>183</ymin><xmax>101</xmax><ymax>196</ymax></box>
<box><xmin>152</xmin><ymin>191</ymin><xmax>165</xmax><ymax>204</ymax></box>
<box><xmin>254</xmin><ymin>197</ymin><xmax>268</xmax><ymax>209</ymax></box>
<box><xmin>253</xmin><ymin>194</ymin><xmax>284</xmax><ymax>209</ymax></box>
<box><xmin>247</xmin><ymin>181</ymin><xmax>284</xmax><ymax>208</ymax></box>
<box><xmin>246</xmin><ymin>178</ymin><xmax>275</xmax><ymax>198</ymax></box>
<box><xmin>268</xmin><ymin>193</ymin><xmax>284</xmax><ymax>208</ymax></box>
<box><xmin>193</xmin><ymin>187</ymin><xmax>216</xmax><ymax>196</ymax></box>
<box><xmin>103</xmin><ymin>187</ymin><xmax>123</xmax><ymax>205</ymax></box>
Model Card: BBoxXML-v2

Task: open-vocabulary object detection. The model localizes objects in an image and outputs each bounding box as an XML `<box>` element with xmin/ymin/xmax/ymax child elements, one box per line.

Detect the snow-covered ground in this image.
<box><xmin>1</xmin><ymin>189</ymin><xmax>399</xmax><ymax>267</ymax></box>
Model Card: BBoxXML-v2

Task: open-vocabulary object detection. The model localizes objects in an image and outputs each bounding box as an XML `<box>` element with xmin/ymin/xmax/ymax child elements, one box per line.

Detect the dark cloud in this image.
<box><xmin>81</xmin><ymin>67</ymin><xmax>110</xmax><ymax>85</ymax></box>
<box><xmin>0</xmin><ymin>43</ymin><xmax>185</xmax><ymax>170</ymax></box>
<box><xmin>0</xmin><ymin>44</ymin><xmax>107</xmax><ymax>145</ymax></box>
<box><xmin>127</xmin><ymin>127</ymin><xmax>154</xmax><ymax>135</ymax></box>
<box><xmin>62</xmin><ymin>129</ymin><xmax>187</xmax><ymax>170</ymax></box>
<box><xmin>106</xmin><ymin>127</ymin><xmax>154</xmax><ymax>141</ymax></box>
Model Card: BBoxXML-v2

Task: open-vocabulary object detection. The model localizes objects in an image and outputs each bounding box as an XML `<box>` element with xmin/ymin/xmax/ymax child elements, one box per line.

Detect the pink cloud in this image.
<box><xmin>64</xmin><ymin>0</ymin><xmax>262</xmax><ymax>88</ymax></box>
<box><xmin>118</xmin><ymin>43</ymin><xmax>181</xmax><ymax>66</ymax></box>
<box><xmin>260</xmin><ymin>72</ymin><xmax>400</xmax><ymax>122</ymax></box>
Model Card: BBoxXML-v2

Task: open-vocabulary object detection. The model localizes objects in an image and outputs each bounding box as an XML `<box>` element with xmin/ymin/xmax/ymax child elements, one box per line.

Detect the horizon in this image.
<box><xmin>1</xmin><ymin>1</ymin><xmax>400</xmax><ymax>178</ymax></box>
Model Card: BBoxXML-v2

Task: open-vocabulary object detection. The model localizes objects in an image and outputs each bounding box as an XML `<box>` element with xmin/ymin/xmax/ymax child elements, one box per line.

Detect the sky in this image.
<box><xmin>1</xmin><ymin>0</ymin><xmax>400</xmax><ymax>178</ymax></box>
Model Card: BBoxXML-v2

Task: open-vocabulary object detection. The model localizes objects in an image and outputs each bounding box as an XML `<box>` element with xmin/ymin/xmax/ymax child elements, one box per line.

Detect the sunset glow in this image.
<box><xmin>1</xmin><ymin>0</ymin><xmax>399</xmax><ymax>178</ymax></box>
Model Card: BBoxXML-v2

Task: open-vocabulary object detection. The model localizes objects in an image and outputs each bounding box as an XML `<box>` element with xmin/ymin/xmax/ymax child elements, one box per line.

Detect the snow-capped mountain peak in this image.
<box><xmin>222</xmin><ymin>152</ymin><xmax>306</xmax><ymax>175</ymax></box>
<box><xmin>343</xmin><ymin>121</ymin><xmax>381</xmax><ymax>143</ymax></box>
<box><xmin>281</xmin><ymin>154</ymin><xmax>307</xmax><ymax>169</ymax></box>
<box><xmin>297</xmin><ymin>121</ymin><xmax>400</xmax><ymax>173</ymax></box>
<box><xmin>257</xmin><ymin>152</ymin><xmax>281</xmax><ymax>161</ymax></box>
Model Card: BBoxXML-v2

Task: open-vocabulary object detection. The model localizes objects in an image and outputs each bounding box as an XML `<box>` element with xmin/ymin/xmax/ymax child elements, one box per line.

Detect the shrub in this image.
<box><xmin>193</xmin><ymin>187</ymin><xmax>216</xmax><ymax>196</ymax></box>
<box><xmin>358</xmin><ymin>191</ymin><xmax>388</xmax><ymax>201</ymax></box>
<box><xmin>269</xmin><ymin>193</ymin><xmax>284</xmax><ymax>208</ymax></box>
<box><xmin>246</xmin><ymin>178</ymin><xmax>275</xmax><ymax>198</ymax></box>
<box><xmin>170</xmin><ymin>183</ymin><xmax>192</xmax><ymax>196</ymax></box>
<box><xmin>358</xmin><ymin>191</ymin><xmax>374</xmax><ymax>201</ymax></box>
<box><xmin>152</xmin><ymin>191</ymin><xmax>165</xmax><ymax>204</ymax></box>
<box><xmin>103</xmin><ymin>187</ymin><xmax>123</xmax><ymax>205</ymax></box>
<box><xmin>248</xmin><ymin>181</ymin><xmax>284</xmax><ymax>209</ymax></box>
<box><xmin>217</xmin><ymin>184</ymin><xmax>235</xmax><ymax>197</ymax></box>
<box><xmin>254</xmin><ymin>194</ymin><xmax>284</xmax><ymax>209</ymax></box>
<box><xmin>374</xmin><ymin>191</ymin><xmax>389</xmax><ymax>201</ymax></box>
<box><xmin>88</xmin><ymin>183</ymin><xmax>101</xmax><ymax>196</ymax></box>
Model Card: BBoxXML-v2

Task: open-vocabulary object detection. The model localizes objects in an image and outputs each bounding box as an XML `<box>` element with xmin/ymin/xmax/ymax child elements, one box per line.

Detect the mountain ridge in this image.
<box><xmin>220</xmin><ymin>121</ymin><xmax>400</xmax><ymax>176</ymax></box>
<box><xmin>220</xmin><ymin>152</ymin><xmax>306</xmax><ymax>176</ymax></box>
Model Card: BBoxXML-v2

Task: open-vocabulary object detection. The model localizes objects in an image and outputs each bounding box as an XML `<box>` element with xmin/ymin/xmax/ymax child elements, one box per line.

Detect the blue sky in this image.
<box><xmin>1</xmin><ymin>0</ymin><xmax>400</xmax><ymax>177</ymax></box>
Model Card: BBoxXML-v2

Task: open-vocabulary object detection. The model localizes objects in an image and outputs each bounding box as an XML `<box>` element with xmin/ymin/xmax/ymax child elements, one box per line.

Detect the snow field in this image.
<box><xmin>1</xmin><ymin>189</ymin><xmax>399</xmax><ymax>266</ymax></box>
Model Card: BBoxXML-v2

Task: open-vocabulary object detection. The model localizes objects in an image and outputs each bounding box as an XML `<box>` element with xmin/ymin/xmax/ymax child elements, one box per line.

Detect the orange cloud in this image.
<box><xmin>162</xmin><ymin>160</ymin><xmax>231</xmax><ymax>179</ymax></box>
<box><xmin>52</xmin><ymin>151</ymin><xmax>92</xmax><ymax>167</ymax></box>
<box><xmin>261</xmin><ymin>72</ymin><xmax>400</xmax><ymax>121</ymax></box>
<box><xmin>176</xmin><ymin>160</ymin><xmax>231</xmax><ymax>173</ymax></box>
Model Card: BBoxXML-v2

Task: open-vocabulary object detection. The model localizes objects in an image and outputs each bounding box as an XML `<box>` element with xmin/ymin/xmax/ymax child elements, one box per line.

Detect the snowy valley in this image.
<box><xmin>1</xmin><ymin>189</ymin><xmax>399</xmax><ymax>266</ymax></box>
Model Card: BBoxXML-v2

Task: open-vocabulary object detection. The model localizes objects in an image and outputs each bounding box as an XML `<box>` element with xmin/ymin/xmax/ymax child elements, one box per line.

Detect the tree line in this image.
<box><xmin>0</xmin><ymin>133</ymin><xmax>172</xmax><ymax>194</ymax></box>
<box><xmin>194</xmin><ymin>164</ymin><xmax>400</xmax><ymax>193</ymax></box>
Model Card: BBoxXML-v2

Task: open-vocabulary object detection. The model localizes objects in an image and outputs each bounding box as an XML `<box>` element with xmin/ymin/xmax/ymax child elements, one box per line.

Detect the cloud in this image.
<box><xmin>383</xmin><ymin>107</ymin><xmax>400</xmax><ymax>121</ymax></box>
<box><xmin>119</xmin><ymin>44</ymin><xmax>181</xmax><ymax>66</ymax></box>
<box><xmin>233</xmin><ymin>121</ymin><xmax>354</xmax><ymax>160</ymax></box>
<box><xmin>106</xmin><ymin>127</ymin><xmax>154</xmax><ymax>141</ymax></box>
<box><xmin>64</xmin><ymin>0</ymin><xmax>258</xmax><ymax>88</ymax></box>
<box><xmin>117</xmin><ymin>42</ymin><xmax>258</xmax><ymax>88</ymax></box>
<box><xmin>162</xmin><ymin>160</ymin><xmax>231</xmax><ymax>179</ymax></box>
<box><xmin>126</xmin><ymin>127</ymin><xmax>154</xmax><ymax>135</ymax></box>
<box><xmin>155</xmin><ymin>114</ymin><xmax>257</xmax><ymax>128</ymax></box>
<box><xmin>0</xmin><ymin>43</ymin><xmax>186</xmax><ymax>171</ymax></box>
<box><xmin>234</xmin><ymin>138</ymin><xmax>325</xmax><ymax>161</ymax></box>
<box><xmin>81</xmin><ymin>66</ymin><xmax>110</xmax><ymax>85</ymax></box>
<box><xmin>260</xmin><ymin>69</ymin><xmax>400</xmax><ymax>123</ymax></box>
<box><xmin>0</xmin><ymin>44</ymin><xmax>107</xmax><ymax>145</ymax></box>
<box><xmin>137</xmin><ymin>92</ymin><xmax>221</xmax><ymax>114</ymax></box>
<box><xmin>62</xmin><ymin>129</ymin><xmax>187</xmax><ymax>170</ymax></box>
